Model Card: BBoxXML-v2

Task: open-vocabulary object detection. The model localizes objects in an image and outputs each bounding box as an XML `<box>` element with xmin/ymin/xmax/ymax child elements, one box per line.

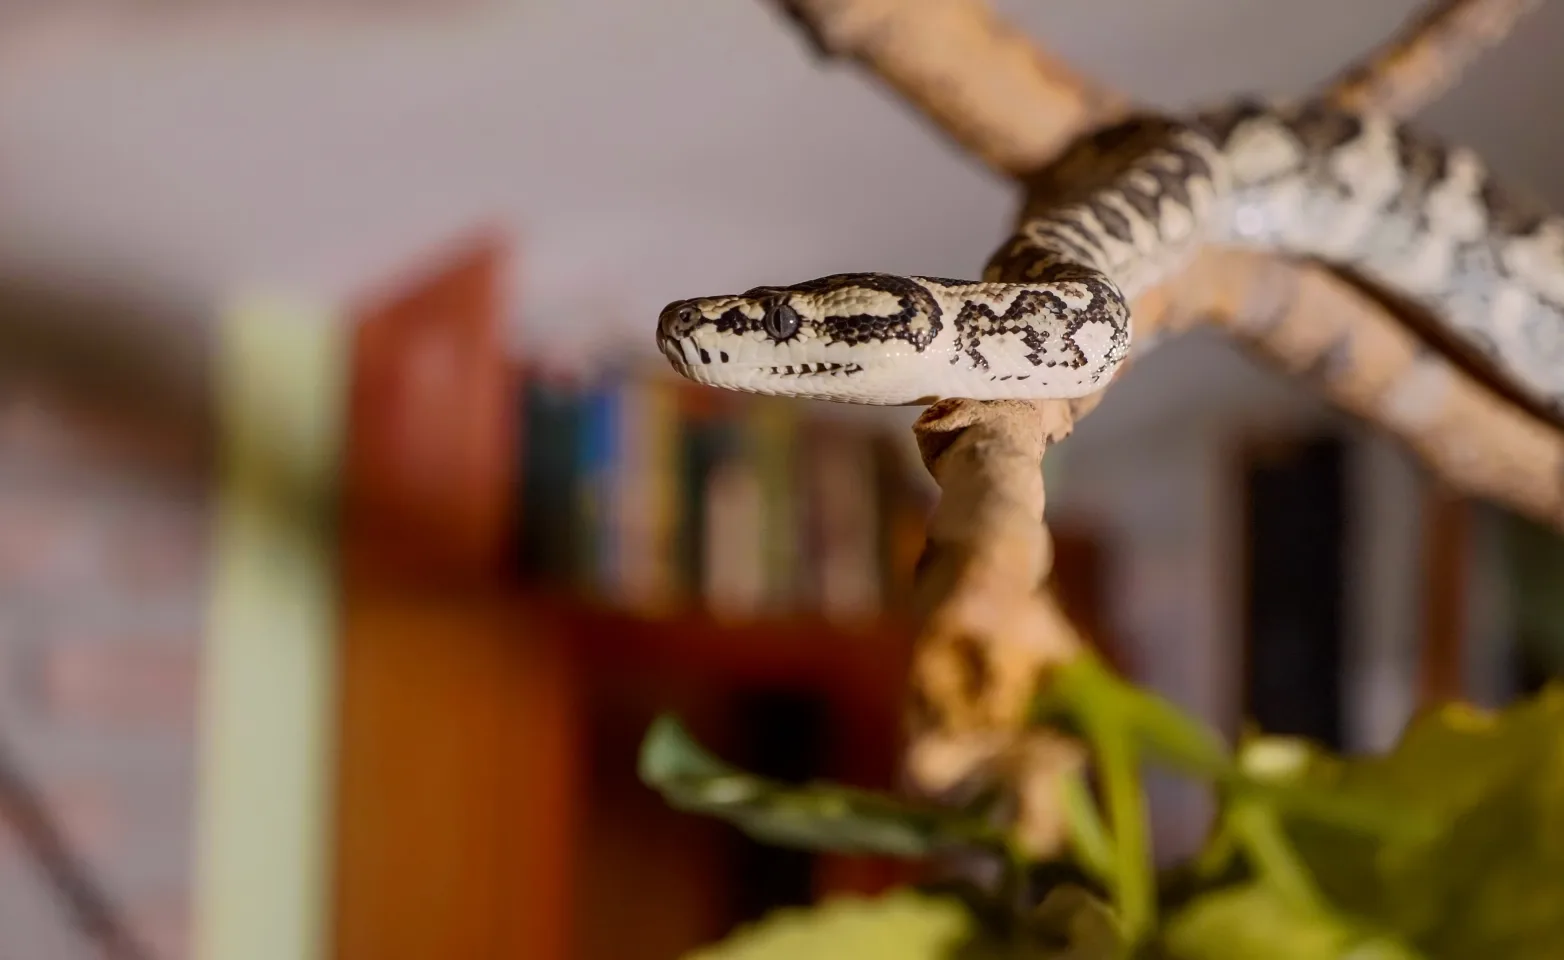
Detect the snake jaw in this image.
<box><xmin>656</xmin><ymin>285</ymin><xmax>915</xmax><ymax>400</ymax></box>
<box><xmin>657</xmin><ymin>325</ymin><xmax>868</xmax><ymax>386</ymax></box>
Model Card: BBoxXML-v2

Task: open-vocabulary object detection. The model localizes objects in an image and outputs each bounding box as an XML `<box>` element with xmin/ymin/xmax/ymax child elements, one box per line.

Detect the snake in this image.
<box><xmin>655</xmin><ymin>99</ymin><xmax>1564</xmax><ymax>417</ymax></box>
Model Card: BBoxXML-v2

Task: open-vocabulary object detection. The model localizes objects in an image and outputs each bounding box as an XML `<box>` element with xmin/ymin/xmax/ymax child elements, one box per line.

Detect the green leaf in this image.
<box><xmin>638</xmin><ymin>715</ymin><xmax>1006</xmax><ymax>859</ymax></box>
<box><xmin>681</xmin><ymin>890</ymin><xmax>974</xmax><ymax>960</ymax></box>
<box><xmin>1015</xmin><ymin>884</ymin><xmax>1128</xmax><ymax>960</ymax></box>
<box><xmin>1031</xmin><ymin>655</ymin><xmax>1417</xmax><ymax>945</ymax></box>
<box><xmin>1033</xmin><ymin>656</ymin><xmax>1156</xmax><ymax>941</ymax></box>
<box><xmin>1270</xmin><ymin>686</ymin><xmax>1564</xmax><ymax>958</ymax></box>
<box><xmin>1158</xmin><ymin>883</ymin><xmax>1423</xmax><ymax>960</ymax></box>
<box><xmin>1038</xmin><ymin>657</ymin><xmax>1417</xmax><ymax>839</ymax></box>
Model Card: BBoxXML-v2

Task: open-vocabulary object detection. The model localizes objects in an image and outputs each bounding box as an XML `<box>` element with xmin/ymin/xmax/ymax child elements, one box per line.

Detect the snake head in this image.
<box><xmin>655</xmin><ymin>272</ymin><xmax>950</xmax><ymax>404</ymax></box>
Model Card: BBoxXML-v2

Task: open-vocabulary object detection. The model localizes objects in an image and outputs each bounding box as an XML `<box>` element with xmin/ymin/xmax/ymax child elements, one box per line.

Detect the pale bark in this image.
<box><xmin>1327</xmin><ymin>0</ymin><xmax>1543</xmax><ymax>116</ymax></box>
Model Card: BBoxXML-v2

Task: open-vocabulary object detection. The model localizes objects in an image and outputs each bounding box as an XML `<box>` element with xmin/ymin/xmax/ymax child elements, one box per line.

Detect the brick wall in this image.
<box><xmin>0</xmin><ymin>288</ymin><xmax>212</xmax><ymax>960</ymax></box>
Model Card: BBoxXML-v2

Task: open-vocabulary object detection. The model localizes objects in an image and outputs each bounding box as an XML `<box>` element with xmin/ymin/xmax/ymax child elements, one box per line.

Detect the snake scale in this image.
<box><xmin>656</xmin><ymin>99</ymin><xmax>1564</xmax><ymax>418</ymax></box>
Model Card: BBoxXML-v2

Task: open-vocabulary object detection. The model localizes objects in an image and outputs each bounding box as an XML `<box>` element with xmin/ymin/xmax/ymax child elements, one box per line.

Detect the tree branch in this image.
<box><xmin>763</xmin><ymin>0</ymin><xmax>1564</xmax><ymax>531</ymax></box>
<box><xmin>1154</xmin><ymin>249</ymin><xmax>1564</xmax><ymax>527</ymax></box>
<box><xmin>769</xmin><ymin>0</ymin><xmax>1124</xmax><ymax>176</ymax></box>
<box><xmin>1326</xmin><ymin>0</ymin><xmax>1542</xmax><ymax>116</ymax></box>
<box><xmin>904</xmin><ymin>397</ymin><xmax>1093</xmax><ymax>854</ymax></box>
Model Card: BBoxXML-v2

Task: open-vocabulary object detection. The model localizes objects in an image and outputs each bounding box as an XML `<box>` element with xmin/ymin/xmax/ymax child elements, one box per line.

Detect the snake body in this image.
<box><xmin>657</xmin><ymin>99</ymin><xmax>1564</xmax><ymax>414</ymax></box>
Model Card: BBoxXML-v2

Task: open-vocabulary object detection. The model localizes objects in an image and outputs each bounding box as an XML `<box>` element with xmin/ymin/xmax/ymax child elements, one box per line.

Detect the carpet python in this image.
<box><xmin>657</xmin><ymin>99</ymin><xmax>1564</xmax><ymax>417</ymax></box>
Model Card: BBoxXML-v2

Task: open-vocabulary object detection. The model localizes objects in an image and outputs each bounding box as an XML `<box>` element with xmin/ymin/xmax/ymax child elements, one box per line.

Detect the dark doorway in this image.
<box><xmin>1242</xmin><ymin>435</ymin><xmax>1348</xmax><ymax>750</ymax></box>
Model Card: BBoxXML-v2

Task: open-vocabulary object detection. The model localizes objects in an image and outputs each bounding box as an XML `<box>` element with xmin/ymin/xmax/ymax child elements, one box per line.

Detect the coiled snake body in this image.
<box><xmin>657</xmin><ymin>99</ymin><xmax>1564</xmax><ymax>416</ymax></box>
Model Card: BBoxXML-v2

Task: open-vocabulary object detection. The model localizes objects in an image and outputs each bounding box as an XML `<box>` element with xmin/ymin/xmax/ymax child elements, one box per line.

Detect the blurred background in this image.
<box><xmin>1</xmin><ymin>1</ymin><xmax>1563</xmax><ymax>958</ymax></box>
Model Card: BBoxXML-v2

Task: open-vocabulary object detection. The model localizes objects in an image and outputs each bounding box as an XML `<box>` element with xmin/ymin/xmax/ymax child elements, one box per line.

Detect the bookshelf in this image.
<box><xmin>326</xmin><ymin>233</ymin><xmax>1116</xmax><ymax>960</ymax></box>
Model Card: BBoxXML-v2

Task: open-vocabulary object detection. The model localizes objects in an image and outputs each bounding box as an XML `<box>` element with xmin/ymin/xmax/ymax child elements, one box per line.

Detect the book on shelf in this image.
<box><xmin>511</xmin><ymin>360</ymin><xmax>929</xmax><ymax>624</ymax></box>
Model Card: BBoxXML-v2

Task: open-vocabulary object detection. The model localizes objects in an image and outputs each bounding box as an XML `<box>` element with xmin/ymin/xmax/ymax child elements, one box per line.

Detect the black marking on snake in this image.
<box><xmin>1395</xmin><ymin>123</ymin><xmax>1450</xmax><ymax>190</ymax></box>
<box><xmin>1288</xmin><ymin>101</ymin><xmax>1365</xmax><ymax>155</ymax></box>
<box><xmin>916</xmin><ymin>276</ymin><xmax>980</xmax><ymax>290</ymax></box>
<box><xmin>1075</xmin><ymin>112</ymin><xmax>1179</xmax><ymax>156</ymax></box>
<box><xmin>986</xmin><ymin>227</ymin><xmax>1114</xmax><ymax>287</ymax></box>
<box><xmin>712</xmin><ymin>307</ymin><xmax>755</xmax><ymax>336</ymax></box>
<box><xmin>1024</xmin><ymin>227</ymin><xmax>1105</xmax><ymax>271</ymax></box>
<box><xmin>1115</xmin><ymin>177</ymin><xmax>1166</xmax><ymax>224</ymax></box>
<box><xmin>1474</xmin><ymin>179</ymin><xmax>1564</xmax><ymax>315</ymax></box>
<box><xmin>1390</xmin><ymin>125</ymin><xmax>1452</xmax><ymax>232</ymax></box>
<box><xmin>699</xmin><ymin>347</ymin><xmax>711</xmax><ymax>364</ymax></box>
<box><xmin>670</xmin><ymin>338</ymin><xmax>689</xmax><ymax>365</ymax></box>
<box><xmin>1194</xmin><ymin>97</ymin><xmax>1272</xmax><ymax>143</ymax></box>
<box><xmin>952</xmin><ymin>285</ymin><xmax>1125</xmax><ymax>373</ymax></box>
<box><xmin>1031</xmin><ymin>262</ymin><xmax>1109</xmax><ymax>285</ymax></box>
<box><xmin>719</xmin><ymin>351</ymin><xmax>729</xmax><ymax>363</ymax></box>
<box><xmin>1081</xmin><ymin>196</ymin><xmax>1136</xmax><ymax>244</ymax></box>
<box><xmin>1114</xmin><ymin>143</ymin><xmax>1210</xmax><ymax>230</ymax></box>
<box><xmin>1481</xmin><ymin>174</ymin><xmax>1551</xmax><ymax>238</ymax></box>
<box><xmin>1020</xmin><ymin>115</ymin><xmax>1212</xmax><ymax>257</ymax></box>
<box><xmin>1000</xmin><ymin>123</ymin><xmax>1217</xmax><ymax>289</ymax></box>
<box><xmin>766</xmin><ymin>362</ymin><xmax>862</xmax><ymax>377</ymax></box>
<box><xmin>740</xmin><ymin>273</ymin><xmax>945</xmax><ymax>351</ymax></box>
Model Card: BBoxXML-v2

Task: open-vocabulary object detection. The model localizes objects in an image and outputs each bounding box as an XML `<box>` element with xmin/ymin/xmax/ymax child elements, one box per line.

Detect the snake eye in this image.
<box><xmin>677</xmin><ymin>305</ymin><xmax>700</xmax><ymax>325</ymax></box>
<box><xmin>762</xmin><ymin>301</ymin><xmax>800</xmax><ymax>340</ymax></box>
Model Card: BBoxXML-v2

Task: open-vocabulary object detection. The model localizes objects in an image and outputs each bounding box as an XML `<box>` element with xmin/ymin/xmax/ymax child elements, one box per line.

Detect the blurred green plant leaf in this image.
<box><xmin>1158</xmin><ymin>882</ymin><xmax>1422</xmax><ymax>960</ymax></box>
<box><xmin>1038</xmin><ymin>656</ymin><xmax>1424</xmax><ymax>840</ymax></box>
<box><xmin>681</xmin><ymin>890</ymin><xmax>975</xmax><ymax>960</ymax></box>
<box><xmin>683</xmin><ymin>884</ymin><xmax>1134</xmax><ymax>960</ymax></box>
<box><xmin>1031</xmin><ymin>654</ymin><xmax>1424</xmax><ymax>945</ymax></box>
<box><xmin>1011</xmin><ymin>884</ymin><xmax>1126</xmax><ymax>960</ymax></box>
<box><xmin>639</xmin><ymin>714</ymin><xmax>1007</xmax><ymax>858</ymax></box>
<box><xmin>1263</xmin><ymin>686</ymin><xmax>1564</xmax><ymax>958</ymax></box>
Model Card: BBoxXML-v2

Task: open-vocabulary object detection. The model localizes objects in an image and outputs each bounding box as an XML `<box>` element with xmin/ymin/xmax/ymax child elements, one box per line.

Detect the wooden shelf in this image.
<box><xmin>514</xmin><ymin>587</ymin><xmax>911</xmax><ymax>689</ymax></box>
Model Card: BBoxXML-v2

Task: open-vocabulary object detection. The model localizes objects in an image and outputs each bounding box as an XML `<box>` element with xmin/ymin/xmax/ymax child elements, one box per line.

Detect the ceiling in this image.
<box><xmin>1</xmin><ymin>0</ymin><xmax>1560</xmax><ymax>442</ymax></box>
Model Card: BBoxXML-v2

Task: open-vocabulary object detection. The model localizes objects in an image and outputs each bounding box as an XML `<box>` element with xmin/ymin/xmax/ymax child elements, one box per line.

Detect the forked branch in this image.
<box><xmin>770</xmin><ymin>0</ymin><xmax>1125</xmax><ymax>175</ymax></box>
<box><xmin>763</xmin><ymin>0</ymin><xmax>1555</xmax><ymax>527</ymax></box>
<box><xmin>761</xmin><ymin>0</ymin><xmax>1552</xmax><ymax>853</ymax></box>
<box><xmin>1327</xmin><ymin>0</ymin><xmax>1543</xmax><ymax>116</ymax></box>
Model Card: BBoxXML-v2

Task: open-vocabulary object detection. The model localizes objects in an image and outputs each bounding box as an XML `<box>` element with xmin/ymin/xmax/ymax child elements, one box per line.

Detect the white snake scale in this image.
<box><xmin>656</xmin><ymin>99</ymin><xmax>1564</xmax><ymax>419</ymax></box>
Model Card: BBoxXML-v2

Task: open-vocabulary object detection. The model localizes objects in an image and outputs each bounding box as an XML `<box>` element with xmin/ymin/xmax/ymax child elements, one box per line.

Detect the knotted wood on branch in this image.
<box><xmin>763</xmin><ymin>0</ymin><xmax>1550</xmax><ymax>856</ymax></box>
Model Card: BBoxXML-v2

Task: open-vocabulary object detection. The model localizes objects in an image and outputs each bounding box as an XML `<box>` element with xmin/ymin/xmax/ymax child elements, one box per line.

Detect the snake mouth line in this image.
<box><xmin>763</xmin><ymin>362</ymin><xmax>863</xmax><ymax>377</ymax></box>
<box><xmin>660</xmin><ymin>335</ymin><xmax>863</xmax><ymax>378</ymax></box>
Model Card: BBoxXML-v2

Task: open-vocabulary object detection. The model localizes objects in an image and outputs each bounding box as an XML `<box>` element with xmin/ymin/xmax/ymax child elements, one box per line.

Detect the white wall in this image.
<box><xmin>1</xmin><ymin>0</ymin><xmax>1560</xmax><ymax>365</ymax></box>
